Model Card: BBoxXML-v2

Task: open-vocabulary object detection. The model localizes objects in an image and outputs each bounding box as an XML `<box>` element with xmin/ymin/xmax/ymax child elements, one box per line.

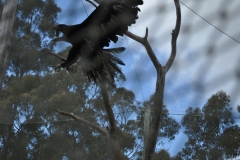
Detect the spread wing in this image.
<box><xmin>51</xmin><ymin>0</ymin><xmax>143</xmax><ymax>84</ymax></box>
<box><xmin>83</xmin><ymin>0</ymin><xmax>143</xmax><ymax>49</ymax></box>
<box><xmin>53</xmin><ymin>0</ymin><xmax>143</xmax><ymax>48</ymax></box>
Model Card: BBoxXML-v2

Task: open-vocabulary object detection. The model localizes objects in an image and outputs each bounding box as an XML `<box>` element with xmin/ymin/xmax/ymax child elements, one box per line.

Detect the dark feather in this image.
<box><xmin>51</xmin><ymin>0</ymin><xmax>143</xmax><ymax>84</ymax></box>
<box><xmin>101</xmin><ymin>47</ymin><xmax>125</xmax><ymax>54</ymax></box>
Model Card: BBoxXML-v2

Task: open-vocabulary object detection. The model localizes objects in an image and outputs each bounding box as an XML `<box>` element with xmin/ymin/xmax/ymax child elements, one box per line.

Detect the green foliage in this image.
<box><xmin>0</xmin><ymin>0</ymin><xmax>181</xmax><ymax>159</ymax></box>
<box><xmin>178</xmin><ymin>91</ymin><xmax>237</xmax><ymax>159</ymax></box>
<box><xmin>153</xmin><ymin>149</ymin><xmax>171</xmax><ymax>160</ymax></box>
<box><xmin>139</xmin><ymin>95</ymin><xmax>181</xmax><ymax>141</ymax></box>
<box><xmin>8</xmin><ymin>0</ymin><xmax>61</xmax><ymax>77</ymax></box>
<box><xmin>1</xmin><ymin>69</ymin><xmax>180</xmax><ymax>159</ymax></box>
<box><xmin>2</xmin><ymin>0</ymin><xmax>239</xmax><ymax>159</ymax></box>
<box><xmin>135</xmin><ymin>95</ymin><xmax>181</xmax><ymax>159</ymax></box>
<box><xmin>219</xmin><ymin>125</ymin><xmax>240</xmax><ymax>158</ymax></box>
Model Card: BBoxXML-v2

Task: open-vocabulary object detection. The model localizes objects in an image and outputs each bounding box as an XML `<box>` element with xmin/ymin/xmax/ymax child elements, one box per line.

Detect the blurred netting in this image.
<box><xmin>162</xmin><ymin>0</ymin><xmax>240</xmax><ymax>112</ymax></box>
<box><xmin>0</xmin><ymin>0</ymin><xmax>240</xmax><ymax>159</ymax></box>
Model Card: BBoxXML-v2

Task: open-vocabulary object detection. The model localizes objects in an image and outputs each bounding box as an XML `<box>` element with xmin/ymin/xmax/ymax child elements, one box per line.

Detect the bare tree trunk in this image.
<box><xmin>145</xmin><ymin>1</ymin><xmax>181</xmax><ymax>159</ymax></box>
<box><xmin>143</xmin><ymin>105</ymin><xmax>150</xmax><ymax>159</ymax></box>
<box><xmin>0</xmin><ymin>0</ymin><xmax>18</xmax><ymax>88</ymax></box>
<box><xmin>99</xmin><ymin>82</ymin><xmax>123</xmax><ymax>160</ymax></box>
<box><xmin>125</xmin><ymin>1</ymin><xmax>181</xmax><ymax>159</ymax></box>
<box><xmin>55</xmin><ymin>1</ymin><xmax>181</xmax><ymax>159</ymax></box>
<box><xmin>144</xmin><ymin>71</ymin><xmax>165</xmax><ymax>160</ymax></box>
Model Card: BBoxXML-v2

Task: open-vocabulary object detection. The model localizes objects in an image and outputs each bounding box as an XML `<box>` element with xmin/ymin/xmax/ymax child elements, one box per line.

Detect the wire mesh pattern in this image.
<box><xmin>0</xmin><ymin>0</ymin><xmax>240</xmax><ymax>159</ymax></box>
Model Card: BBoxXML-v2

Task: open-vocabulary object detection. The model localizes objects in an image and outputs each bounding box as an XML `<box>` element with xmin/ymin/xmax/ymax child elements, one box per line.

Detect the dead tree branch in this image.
<box><xmin>165</xmin><ymin>0</ymin><xmax>181</xmax><ymax>72</ymax></box>
<box><xmin>84</xmin><ymin>0</ymin><xmax>181</xmax><ymax>160</ymax></box>
<box><xmin>54</xmin><ymin>109</ymin><xmax>108</xmax><ymax>135</ymax></box>
<box><xmin>54</xmin><ymin>81</ymin><xmax>123</xmax><ymax>159</ymax></box>
<box><xmin>125</xmin><ymin>29</ymin><xmax>162</xmax><ymax>71</ymax></box>
<box><xmin>145</xmin><ymin>1</ymin><xmax>181</xmax><ymax>159</ymax></box>
<box><xmin>84</xmin><ymin>1</ymin><xmax>124</xmax><ymax>159</ymax></box>
<box><xmin>112</xmin><ymin>0</ymin><xmax>181</xmax><ymax>159</ymax></box>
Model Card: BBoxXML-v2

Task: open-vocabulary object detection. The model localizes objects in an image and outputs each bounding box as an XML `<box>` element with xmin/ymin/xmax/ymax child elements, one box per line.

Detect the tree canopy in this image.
<box><xmin>174</xmin><ymin>91</ymin><xmax>240</xmax><ymax>159</ymax></box>
<box><xmin>1</xmin><ymin>0</ymin><xmax>239</xmax><ymax>160</ymax></box>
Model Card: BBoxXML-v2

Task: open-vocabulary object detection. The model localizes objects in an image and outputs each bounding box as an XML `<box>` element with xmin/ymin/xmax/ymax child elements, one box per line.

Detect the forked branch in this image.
<box><xmin>125</xmin><ymin>29</ymin><xmax>162</xmax><ymax>71</ymax></box>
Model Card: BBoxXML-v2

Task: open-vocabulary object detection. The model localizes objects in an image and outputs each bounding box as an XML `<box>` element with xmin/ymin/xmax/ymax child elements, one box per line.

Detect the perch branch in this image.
<box><xmin>144</xmin><ymin>1</ymin><xmax>181</xmax><ymax>160</ymax></box>
<box><xmin>164</xmin><ymin>0</ymin><xmax>181</xmax><ymax>72</ymax></box>
<box><xmin>99</xmin><ymin>81</ymin><xmax>123</xmax><ymax>160</ymax></box>
<box><xmin>125</xmin><ymin>29</ymin><xmax>162</xmax><ymax>71</ymax></box>
<box><xmin>99</xmin><ymin>82</ymin><xmax>116</xmax><ymax>129</ymax></box>
<box><xmin>84</xmin><ymin>1</ymin><xmax>181</xmax><ymax>160</ymax></box>
<box><xmin>82</xmin><ymin>2</ymin><xmax>124</xmax><ymax>159</ymax></box>
<box><xmin>54</xmin><ymin>109</ymin><xmax>108</xmax><ymax>136</ymax></box>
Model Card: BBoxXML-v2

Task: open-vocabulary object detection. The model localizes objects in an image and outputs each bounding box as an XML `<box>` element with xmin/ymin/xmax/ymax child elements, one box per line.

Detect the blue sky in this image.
<box><xmin>53</xmin><ymin>0</ymin><xmax>240</xmax><ymax>156</ymax></box>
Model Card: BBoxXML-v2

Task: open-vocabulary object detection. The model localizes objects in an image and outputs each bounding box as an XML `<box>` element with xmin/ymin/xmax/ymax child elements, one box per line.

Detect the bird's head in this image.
<box><xmin>53</xmin><ymin>24</ymin><xmax>68</xmax><ymax>37</ymax></box>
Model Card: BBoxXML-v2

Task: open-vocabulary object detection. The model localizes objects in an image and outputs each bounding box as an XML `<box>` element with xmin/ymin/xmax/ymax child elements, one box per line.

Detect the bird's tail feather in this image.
<box><xmin>81</xmin><ymin>47</ymin><xmax>125</xmax><ymax>84</ymax></box>
<box><xmin>101</xmin><ymin>47</ymin><xmax>125</xmax><ymax>54</ymax></box>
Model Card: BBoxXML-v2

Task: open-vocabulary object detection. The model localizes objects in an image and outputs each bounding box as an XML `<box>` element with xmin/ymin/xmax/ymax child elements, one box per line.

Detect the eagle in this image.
<box><xmin>50</xmin><ymin>0</ymin><xmax>143</xmax><ymax>83</ymax></box>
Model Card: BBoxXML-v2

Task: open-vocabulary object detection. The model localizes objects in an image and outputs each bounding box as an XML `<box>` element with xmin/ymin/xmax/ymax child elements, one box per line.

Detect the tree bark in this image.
<box><xmin>55</xmin><ymin>109</ymin><xmax>108</xmax><ymax>135</ymax></box>
<box><xmin>125</xmin><ymin>1</ymin><xmax>181</xmax><ymax>159</ymax></box>
<box><xmin>55</xmin><ymin>84</ymin><xmax>124</xmax><ymax>160</ymax></box>
<box><xmin>0</xmin><ymin>0</ymin><xmax>18</xmax><ymax>89</ymax></box>
<box><xmin>99</xmin><ymin>82</ymin><xmax>123</xmax><ymax>160</ymax></box>
<box><xmin>0</xmin><ymin>2</ymin><xmax>18</xmax><ymax>159</ymax></box>
<box><xmin>58</xmin><ymin>0</ymin><xmax>181</xmax><ymax>159</ymax></box>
